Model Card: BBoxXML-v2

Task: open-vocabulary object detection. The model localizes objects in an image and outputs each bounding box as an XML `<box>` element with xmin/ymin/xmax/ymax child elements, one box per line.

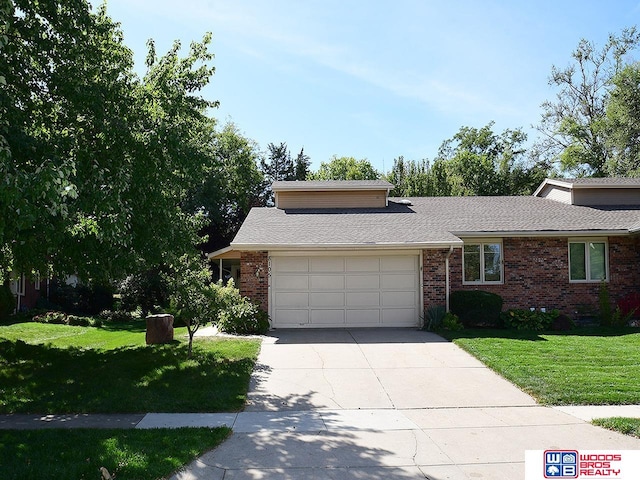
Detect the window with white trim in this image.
<box><xmin>35</xmin><ymin>271</ymin><xmax>41</xmax><ymax>291</ymax></box>
<box><xmin>569</xmin><ymin>239</ymin><xmax>608</xmax><ymax>282</ymax></box>
<box><xmin>463</xmin><ymin>241</ymin><xmax>503</xmax><ymax>284</ymax></box>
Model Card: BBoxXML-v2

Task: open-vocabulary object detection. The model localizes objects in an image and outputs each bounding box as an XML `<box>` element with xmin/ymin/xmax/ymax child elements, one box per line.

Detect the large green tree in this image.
<box><xmin>533</xmin><ymin>28</ymin><xmax>640</xmax><ymax>177</ymax></box>
<box><xmin>1</xmin><ymin>0</ymin><xmax>218</xmax><ymax>282</ymax></box>
<box><xmin>191</xmin><ymin>121</ymin><xmax>264</xmax><ymax>252</ymax></box>
<box><xmin>384</xmin><ymin>157</ymin><xmax>434</xmax><ymax>197</ymax></box>
<box><xmin>436</xmin><ymin>123</ymin><xmax>547</xmax><ymax>196</ymax></box>
<box><xmin>311</xmin><ymin>155</ymin><xmax>379</xmax><ymax>180</ymax></box>
<box><xmin>604</xmin><ymin>63</ymin><xmax>640</xmax><ymax>177</ymax></box>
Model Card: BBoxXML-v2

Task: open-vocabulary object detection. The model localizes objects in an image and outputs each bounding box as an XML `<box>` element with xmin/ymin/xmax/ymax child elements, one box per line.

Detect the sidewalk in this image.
<box><xmin>2</xmin><ymin>405</ymin><xmax>640</xmax><ymax>430</ymax></box>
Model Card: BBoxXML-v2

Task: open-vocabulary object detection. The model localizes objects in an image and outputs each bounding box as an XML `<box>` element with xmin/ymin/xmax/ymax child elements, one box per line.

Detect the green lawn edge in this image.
<box><xmin>0</xmin><ymin>427</ymin><xmax>231</xmax><ymax>480</ymax></box>
<box><xmin>439</xmin><ymin>327</ymin><xmax>640</xmax><ymax>406</ymax></box>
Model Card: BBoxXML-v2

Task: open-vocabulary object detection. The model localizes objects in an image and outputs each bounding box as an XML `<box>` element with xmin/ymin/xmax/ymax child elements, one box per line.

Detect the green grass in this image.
<box><xmin>0</xmin><ymin>427</ymin><xmax>230</xmax><ymax>480</ymax></box>
<box><xmin>440</xmin><ymin>327</ymin><xmax>640</xmax><ymax>405</ymax></box>
<box><xmin>0</xmin><ymin>321</ymin><xmax>261</xmax><ymax>414</ymax></box>
<box><xmin>592</xmin><ymin>417</ymin><xmax>640</xmax><ymax>438</ymax></box>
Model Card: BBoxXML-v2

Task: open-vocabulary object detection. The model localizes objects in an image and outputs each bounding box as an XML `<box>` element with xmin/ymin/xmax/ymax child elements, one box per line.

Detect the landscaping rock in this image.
<box><xmin>145</xmin><ymin>314</ymin><xmax>174</xmax><ymax>344</ymax></box>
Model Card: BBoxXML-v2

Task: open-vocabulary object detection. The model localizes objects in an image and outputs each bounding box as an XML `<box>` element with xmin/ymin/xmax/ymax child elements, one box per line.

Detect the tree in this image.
<box><xmin>1</xmin><ymin>0</ymin><xmax>218</xmax><ymax>282</ymax></box>
<box><xmin>604</xmin><ymin>63</ymin><xmax>640</xmax><ymax>177</ymax></box>
<box><xmin>437</xmin><ymin>123</ymin><xmax>547</xmax><ymax>196</ymax></box>
<box><xmin>191</xmin><ymin>121</ymin><xmax>265</xmax><ymax>252</ymax></box>
<box><xmin>310</xmin><ymin>156</ymin><xmax>379</xmax><ymax>180</ymax></box>
<box><xmin>261</xmin><ymin>142</ymin><xmax>295</xmax><ymax>182</ymax></box>
<box><xmin>293</xmin><ymin>147</ymin><xmax>311</xmax><ymax>181</ymax></box>
<box><xmin>533</xmin><ymin>28</ymin><xmax>640</xmax><ymax>177</ymax></box>
<box><xmin>384</xmin><ymin>157</ymin><xmax>434</xmax><ymax>197</ymax></box>
<box><xmin>169</xmin><ymin>254</ymin><xmax>215</xmax><ymax>358</ymax></box>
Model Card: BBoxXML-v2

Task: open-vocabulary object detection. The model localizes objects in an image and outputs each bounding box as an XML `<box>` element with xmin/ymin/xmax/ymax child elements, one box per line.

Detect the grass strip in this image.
<box><xmin>592</xmin><ymin>417</ymin><xmax>640</xmax><ymax>438</ymax></box>
<box><xmin>0</xmin><ymin>427</ymin><xmax>230</xmax><ymax>480</ymax></box>
<box><xmin>440</xmin><ymin>327</ymin><xmax>640</xmax><ymax>405</ymax></box>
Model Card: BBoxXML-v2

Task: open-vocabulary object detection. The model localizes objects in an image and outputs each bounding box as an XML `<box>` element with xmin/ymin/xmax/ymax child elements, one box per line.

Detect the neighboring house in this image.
<box><xmin>10</xmin><ymin>272</ymin><xmax>48</xmax><ymax>312</ymax></box>
<box><xmin>210</xmin><ymin>178</ymin><xmax>640</xmax><ymax>329</ymax></box>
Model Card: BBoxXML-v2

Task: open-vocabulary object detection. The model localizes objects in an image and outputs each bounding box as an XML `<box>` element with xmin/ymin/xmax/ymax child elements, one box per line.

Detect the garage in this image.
<box><xmin>270</xmin><ymin>252</ymin><xmax>421</xmax><ymax>328</ymax></box>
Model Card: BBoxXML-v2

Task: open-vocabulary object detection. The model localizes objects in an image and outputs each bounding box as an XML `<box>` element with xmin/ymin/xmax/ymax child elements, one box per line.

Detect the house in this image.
<box><xmin>209</xmin><ymin>178</ymin><xmax>640</xmax><ymax>328</ymax></box>
<box><xmin>10</xmin><ymin>272</ymin><xmax>48</xmax><ymax>312</ymax></box>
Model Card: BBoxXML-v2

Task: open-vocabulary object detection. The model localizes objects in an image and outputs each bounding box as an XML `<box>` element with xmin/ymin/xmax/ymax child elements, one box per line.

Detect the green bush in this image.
<box><xmin>440</xmin><ymin>312</ymin><xmax>464</xmax><ymax>331</ymax></box>
<box><xmin>49</xmin><ymin>280</ymin><xmax>114</xmax><ymax>315</ymax></box>
<box><xmin>119</xmin><ymin>268</ymin><xmax>172</xmax><ymax>317</ymax></box>
<box><xmin>211</xmin><ymin>280</ymin><xmax>270</xmax><ymax>335</ymax></box>
<box><xmin>0</xmin><ymin>284</ymin><xmax>15</xmax><ymax>322</ymax></box>
<box><xmin>98</xmin><ymin>310</ymin><xmax>136</xmax><ymax>323</ymax></box>
<box><xmin>450</xmin><ymin>290</ymin><xmax>503</xmax><ymax>327</ymax></box>
<box><xmin>423</xmin><ymin>305</ymin><xmax>446</xmax><ymax>331</ymax></box>
<box><xmin>217</xmin><ymin>302</ymin><xmax>270</xmax><ymax>335</ymax></box>
<box><xmin>32</xmin><ymin>311</ymin><xmax>102</xmax><ymax>327</ymax></box>
<box><xmin>500</xmin><ymin>309</ymin><xmax>559</xmax><ymax>331</ymax></box>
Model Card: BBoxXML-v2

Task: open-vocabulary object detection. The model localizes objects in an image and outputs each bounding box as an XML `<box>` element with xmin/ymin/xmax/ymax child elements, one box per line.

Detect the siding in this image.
<box><xmin>276</xmin><ymin>190</ymin><xmax>387</xmax><ymax>209</ymax></box>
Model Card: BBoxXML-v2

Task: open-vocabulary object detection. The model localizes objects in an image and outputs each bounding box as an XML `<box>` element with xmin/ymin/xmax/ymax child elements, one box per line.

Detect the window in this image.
<box><xmin>569</xmin><ymin>239</ymin><xmax>608</xmax><ymax>282</ymax></box>
<box><xmin>463</xmin><ymin>241</ymin><xmax>502</xmax><ymax>284</ymax></box>
<box><xmin>34</xmin><ymin>271</ymin><xmax>41</xmax><ymax>291</ymax></box>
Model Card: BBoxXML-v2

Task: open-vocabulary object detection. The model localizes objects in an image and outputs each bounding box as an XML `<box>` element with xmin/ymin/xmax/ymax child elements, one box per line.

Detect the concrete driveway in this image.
<box><xmin>175</xmin><ymin>329</ymin><xmax>640</xmax><ymax>479</ymax></box>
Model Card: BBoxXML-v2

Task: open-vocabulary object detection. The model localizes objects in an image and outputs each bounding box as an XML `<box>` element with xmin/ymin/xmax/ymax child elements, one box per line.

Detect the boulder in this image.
<box><xmin>145</xmin><ymin>314</ymin><xmax>174</xmax><ymax>344</ymax></box>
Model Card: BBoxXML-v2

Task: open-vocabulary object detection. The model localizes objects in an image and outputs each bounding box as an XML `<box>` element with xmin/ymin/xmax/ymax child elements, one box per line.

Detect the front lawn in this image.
<box><xmin>0</xmin><ymin>322</ymin><xmax>261</xmax><ymax>414</ymax></box>
<box><xmin>0</xmin><ymin>427</ymin><xmax>230</xmax><ymax>480</ymax></box>
<box><xmin>592</xmin><ymin>417</ymin><xmax>640</xmax><ymax>438</ymax></box>
<box><xmin>441</xmin><ymin>327</ymin><xmax>640</xmax><ymax>405</ymax></box>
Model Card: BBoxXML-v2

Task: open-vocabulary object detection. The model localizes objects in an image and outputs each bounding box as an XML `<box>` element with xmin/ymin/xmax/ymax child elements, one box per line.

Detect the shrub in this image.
<box><xmin>217</xmin><ymin>302</ymin><xmax>270</xmax><ymax>335</ymax></box>
<box><xmin>450</xmin><ymin>290</ymin><xmax>503</xmax><ymax>327</ymax></box>
<box><xmin>98</xmin><ymin>310</ymin><xmax>136</xmax><ymax>323</ymax></box>
<box><xmin>501</xmin><ymin>309</ymin><xmax>558</xmax><ymax>331</ymax></box>
<box><xmin>552</xmin><ymin>314</ymin><xmax>574</xmax><ymax>331</ymax></box>
<box><xmin>617</xmin><ymin>292</ymin><xmax>640</xmax><ymax>319</ymax></box>
<box><xmin>49</xmin><ymin>280</ymin><xmax>114</xmax><ymax>315</ymax></box>
<box><xmin>0</xmin><ymin>284</ymin><xmax>15</xmax><ymax>322</ymax></box>
<box><xmin>423</xmin><ymin>305</ymin><xmax>446</xmax><ymax>331</ymax></box>
<box><xmin>440</xmin><ymin>312</ymin><xmax>464</xmax><ymax>331</ymax></box>
<box><xmin>119</xmin><ymin>268</ymin><xmax>172</xmax><ymax>317</ymax></box>
<box><xmin>32</xmin><ymin>311</ymin><xmax>101</xmax><ymax>327</ymax></box>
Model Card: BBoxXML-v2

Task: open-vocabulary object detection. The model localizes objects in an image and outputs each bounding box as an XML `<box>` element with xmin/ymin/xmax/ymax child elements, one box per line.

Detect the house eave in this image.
<box><xmin>230</xmin><ymin>240</ymin><xmax>463</xmax><ymax>251</ymax></box>
<box><xmin>453</xmin><ymin>229</ymin><xmax>632</xmax><ymax>238</ymax></box>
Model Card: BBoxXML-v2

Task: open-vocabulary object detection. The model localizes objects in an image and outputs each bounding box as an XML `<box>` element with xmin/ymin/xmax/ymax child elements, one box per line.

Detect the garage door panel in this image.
<box><xmin>310</xmin><ymin>309</ymin><xmax>345</xmax><ymax>325</ymax></box>
<box><xmin>275</xmin><ymin>292</ymin><xmax>309</xmax><ymax>308</ymax></box>
<box><xmin>346</xmin><ymin>291</ymin><xmax>380</xmax><ymax>306</ymax></box>
<box><xmin>346</xmin><ymin>256</ymin><xmax>380</xmax><ymax>272</ymax></box>
<box><xmin>346</xmin><ymin>275</ymin><xmax>380</xmax><ymax>290</ymax></box>
<box><xmin>346</xmin><ymin>309</ymin><xmax>381</xmax><ymax>324</ymax></box>
<box><xmin>310</xmin><ymin>257</ymin><xmax>344</xmax><ymax>272</ymax></box>
<box><xmin>383</xmin><ymin>291</ymin><xmax>416</xmax><ymax>307</ymax></box>
<box><xmin>382</xmin><ymin>309</ymin><xmax>417</xmax><ymax>326</ymax></box>
<box><xmin>275</xmin><ymin>257</ymin><xmax>309</xmax><ymax>272</ymax></box>
<box><xmin>310</xmin><ymin>275</ymin><xmax>344</xmax><ymax>290</ymax></box>
<box><xmin>274</xmin><ymin>275</ymin><xmax>309</xmax><ymax>290</ymax></box>
<box><xmin>381</xmin><ymin>256</ymin><xmax>416</xmax><ymax>271</ymax></box>
<box><xmin>381</xmin><ymin>273</ymin><xmax>417</xmax><ymax>290</ymax></box>
<box><xmin>310</xmin><ymin>292</ymin><xmax>345</xmax><ymax>307</ymax></box>
<box><xmin>275</xmin><ymin>309</ymin><xmax>309</xmax><ymax>325</ymax></box>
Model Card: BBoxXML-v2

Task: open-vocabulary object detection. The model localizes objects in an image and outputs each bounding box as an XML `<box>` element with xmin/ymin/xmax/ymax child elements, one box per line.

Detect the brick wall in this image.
<box><xmin>239</xmin><ymin>251</ymin><xmax>269</xmax><ymax>312</ymax></box>
<box><xmin>422</xmin><ymin>248</ymin><xmax>450</xmax><ymax>310</ymax></box>
<box><xmin>442</xmin><ymin>236</ymin><xmax>639</xmax><ymax>317</ymax></box>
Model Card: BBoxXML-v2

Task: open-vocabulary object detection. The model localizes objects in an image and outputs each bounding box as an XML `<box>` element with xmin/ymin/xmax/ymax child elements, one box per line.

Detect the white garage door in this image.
<box><xmin>270</xmin><ymin>254</ymin><xmax>420</xmax><ymax>328</ymax></box>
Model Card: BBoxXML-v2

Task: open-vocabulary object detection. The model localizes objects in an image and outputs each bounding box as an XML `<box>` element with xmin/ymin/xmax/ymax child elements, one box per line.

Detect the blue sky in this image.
<box><xmin>105</xmin><ymin>0</ymin><xmax>640</xmax><ymax>173</ymax></box>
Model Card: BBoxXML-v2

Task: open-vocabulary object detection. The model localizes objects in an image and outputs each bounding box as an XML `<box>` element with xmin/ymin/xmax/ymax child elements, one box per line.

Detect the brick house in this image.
<box><xmin>209</xmin><ymin>178</ymin><xmax>640</xmax><ymax>328</ymax></box>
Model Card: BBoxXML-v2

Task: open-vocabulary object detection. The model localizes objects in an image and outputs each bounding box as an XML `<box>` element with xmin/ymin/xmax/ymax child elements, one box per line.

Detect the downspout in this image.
<box><xmin>445</xmin><ymin>246</ymin><xmax>454</xmax><ymax>312</ymax></box>
<box><xmin>219</xmin><ymin>258</ymin><xmax>223</xmax><ymax>282</ymax></box>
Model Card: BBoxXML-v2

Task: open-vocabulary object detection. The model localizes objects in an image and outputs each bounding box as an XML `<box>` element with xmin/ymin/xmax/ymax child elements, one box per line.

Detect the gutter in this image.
<box><xmin>445</xmin><ymin>246</ymin><xmax>454</xmax><ymax>312</ymax></box>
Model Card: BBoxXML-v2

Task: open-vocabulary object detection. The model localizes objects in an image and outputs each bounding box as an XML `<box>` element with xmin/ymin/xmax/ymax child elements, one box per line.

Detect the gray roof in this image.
<box><xmin>550</xmin><ymin>177</ymin><xmax>640</xmax><ymax>187</ymax></box>
<box><xmin>231</xmin><ymin>196</ymin><xmax>640</xmax><ymax>250</ymax></box>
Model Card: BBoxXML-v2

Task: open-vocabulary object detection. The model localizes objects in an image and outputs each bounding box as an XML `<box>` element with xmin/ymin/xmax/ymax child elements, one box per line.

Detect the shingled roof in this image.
<box><xmin>231</xmin><ymin>196</ymin><xmax>640</xmax><ymax>250</ymax></box>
